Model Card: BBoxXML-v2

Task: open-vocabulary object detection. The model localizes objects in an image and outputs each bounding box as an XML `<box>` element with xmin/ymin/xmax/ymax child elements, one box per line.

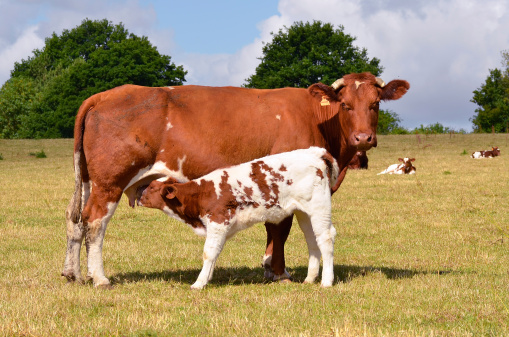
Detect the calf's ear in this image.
<box><xmin>410</xmin><ymin>158</ymin><xmax>415</xmax><ymax>162</ymax></box>
<box><xmin>381</xmin><ymin>80</ymin><xmax>410</xmax><ymax>101</ymax></box>
<box><xmin>398</xmin><ymin>158</ymin><xmax>404</xmax><ymax>162</ymax></box>
<box><xmin>162</xmin><ymin>185</ymin><xmax>178</xmax><ymax>200</ymax></box>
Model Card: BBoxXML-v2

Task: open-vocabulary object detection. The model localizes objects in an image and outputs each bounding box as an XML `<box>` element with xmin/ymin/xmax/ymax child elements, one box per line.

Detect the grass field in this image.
<box><xmin>0</xmin><ymin>134</ymin><xmax>508</xmax><ymax>336</ymax></box>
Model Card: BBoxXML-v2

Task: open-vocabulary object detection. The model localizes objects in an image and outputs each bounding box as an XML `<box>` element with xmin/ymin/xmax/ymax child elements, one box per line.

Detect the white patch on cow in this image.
<box><xmin>471</xmin><ymin>151</ymin><xmax>482</xmax><ymax>159</ymax></box>
<box><xmin>276</xmin><ymin>114</ymin><xmax>281</xmax><ymax>120</ymax></box>
<box><xmin>123</xmin><ymin>158</ymin><xmax>190</xmax><ymax>202</ymax></box>
<box><xmin>166</xmin><ymin>122</ymin><xmax>173</xmax><ymax>130</ymax></box>
<box><xmin>131</xmin><ymin>161</ymin><xmax>135</xmax><ymax>166</ymax></box>
<box><xmin>160</xmin><ymin>149</ymin><xmax>165</xmax><ymax>153</ymax></box>
<box><xmin>355</xmin><ymin>81</ymin><xmax>364</xmax><ymax>89</ymax></box>
<box><xmin>167</xmin><ymin>87</ymin><xmax>175</xmax><ymax>90</ymax></box>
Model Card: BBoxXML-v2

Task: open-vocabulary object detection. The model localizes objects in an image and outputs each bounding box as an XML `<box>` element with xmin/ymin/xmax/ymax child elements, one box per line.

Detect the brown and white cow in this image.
<box><xmin>347</xmin><ymin>151</ymin><xmax>368</xmax><ymax>169</ymax></box>
<box><xmin>138</xmin><ymin>147</ymin><xmax>338</xmax><ymax>289</ymax></box>
<box><xmin>471</xmin><ymin>146</ymin><xmax>500</xmax><ymax>159</ymax></box>
<box><xmin>377</xmin><ymin>158</ymin><xmax>416</xmax><ymax>175</ymax></box>
<box><xmin>63</xmin><ymin>72</ymin><xmax>409</xmax><ymax>288</ymax></box>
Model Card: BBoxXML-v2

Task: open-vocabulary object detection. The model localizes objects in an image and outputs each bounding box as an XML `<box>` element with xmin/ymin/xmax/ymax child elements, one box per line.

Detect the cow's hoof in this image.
<box><xmin>279</xmin><ymin>278</ymin><xmax>292</xmax><ymax>284</ymax></box>
<box><xmin>61</xmin><ymin>271</ymin><xmax>84</xmax><ymax>284</ymax></box>
<box><xmin>190</xmin><ymin>283</ymin><xmax>206</xmax><ymax>290</ymax></box>
<box><xmin>96</xmin><ymin>283</ymin><xmax>114</xmax><ymax>290</ymax></box>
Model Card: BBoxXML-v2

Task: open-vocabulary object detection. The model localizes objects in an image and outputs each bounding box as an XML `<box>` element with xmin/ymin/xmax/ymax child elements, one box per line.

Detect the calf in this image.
<box><xmin>471</xmin><ymin>147</ymin><xmax>500</xmax><ymax>159</ymax></box>
<box><xmin>378</xmin><ymin>158</ymin><xmax>416</xmax><ymax>175</ymax></box>
<box><xmin>138</xmin><ymin>147</ymin><xmax>339</xmax><ymax>289</ymax></box>
<box><xmin>348</xmin><ymin>151</ymin><xmax>368</xmax><ymax>169</ymax></box>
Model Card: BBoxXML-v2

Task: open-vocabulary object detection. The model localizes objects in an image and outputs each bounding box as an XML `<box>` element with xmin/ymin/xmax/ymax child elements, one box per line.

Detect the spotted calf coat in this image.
<box><xmin>139</xmin><ymin>147</ymin><xmax>339</xmax><ymax>289</ymax></box>
<box><xmin>471</xmin><ymin>147</ymin><xmax>500</xmax><ymax>159</ymax></box>
<box><xmin>377</xmin><ymin>157</ymin><xmax>416</xmax><ymax>175</ymax></box>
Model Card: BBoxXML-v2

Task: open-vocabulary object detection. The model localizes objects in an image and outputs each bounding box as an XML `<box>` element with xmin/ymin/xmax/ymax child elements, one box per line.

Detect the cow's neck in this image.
<box><xmin>315</xmin><ymin>104</ymin><xmax>343</xmax><ymax>161</ymax></box>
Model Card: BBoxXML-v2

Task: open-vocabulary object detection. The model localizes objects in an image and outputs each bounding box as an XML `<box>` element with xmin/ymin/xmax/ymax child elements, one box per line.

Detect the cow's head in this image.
<box><xmin>310</xmin><ymin>72</ymin><xmax>410</xmax><ymax>152</ymax></box>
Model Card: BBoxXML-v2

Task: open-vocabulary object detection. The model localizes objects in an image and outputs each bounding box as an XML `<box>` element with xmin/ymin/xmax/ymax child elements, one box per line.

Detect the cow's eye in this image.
<box><xmin>341</xmin><ymin>103</ymin><xmax>351</xmax><ymax>111</ymax></box>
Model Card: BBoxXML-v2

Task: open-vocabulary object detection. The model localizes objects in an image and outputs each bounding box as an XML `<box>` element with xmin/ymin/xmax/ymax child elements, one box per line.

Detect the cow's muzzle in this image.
<box><xmin>352</xmin><ymin>133</ymin><xmax>377</xmax><ymax>151</ymax></box>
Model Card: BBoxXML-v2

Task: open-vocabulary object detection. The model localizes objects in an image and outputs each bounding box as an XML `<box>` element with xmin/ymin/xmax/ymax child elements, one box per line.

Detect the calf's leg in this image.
<box><xmin>294</xmin><ymin>211</ymin><xmax>321</xmax><ymax>284</ymax></box>
<box><xmin>191</xmin><ymin>222</ymin><xmax>229</xmax><ymax>290</ymax></box>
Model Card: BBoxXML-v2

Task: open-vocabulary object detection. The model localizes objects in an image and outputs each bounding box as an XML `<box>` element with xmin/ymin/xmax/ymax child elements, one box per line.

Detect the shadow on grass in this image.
<box><xmin>111</xmin><ymin>264</ymin><xmax>452</xmax><ymax>287</ymax></box>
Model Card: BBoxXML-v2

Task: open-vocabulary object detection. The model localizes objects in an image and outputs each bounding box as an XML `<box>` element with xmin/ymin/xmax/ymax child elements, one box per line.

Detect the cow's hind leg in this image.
<box><xmin>62</xmin><ymin>182</ymin><xmax>91</xmax><ymax>283</ymax></box>
<box><xmin>82</xmin><ymin>187</ymin><xmax>121</xmax><ymax>288</ymax></box>
<box><xmin>191</xmin><ymin>222</ymin><xmax>229</xmax><ymax>290</ymax></box>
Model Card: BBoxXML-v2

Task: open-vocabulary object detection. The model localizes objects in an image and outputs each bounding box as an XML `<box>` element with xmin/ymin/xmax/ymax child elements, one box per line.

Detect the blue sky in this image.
<box><xmin>1</xmin><ymin>0</ymin><xmax>509</xmax><ymax>131</ymax></box>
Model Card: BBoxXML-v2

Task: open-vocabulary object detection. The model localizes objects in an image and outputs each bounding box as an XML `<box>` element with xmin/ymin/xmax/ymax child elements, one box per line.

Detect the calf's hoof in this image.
<box><xmin>61</xmin><ymin>271</ymin><xmax>84</xmax><ymax>284</ymax></box>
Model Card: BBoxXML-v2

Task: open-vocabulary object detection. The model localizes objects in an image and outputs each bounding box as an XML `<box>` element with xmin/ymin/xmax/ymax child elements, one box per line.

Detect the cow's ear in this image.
<box><xmin>308</xmin><ymin>83</ymin><xmax>338</xmax><ymax>103</ymax></box>
<box><xmin>162</xmin><ymin>185</ymin><xmax>177</xmax><ymax>200</ymax></box>
<box><xmin>410</xmin><ymin>158</ymin><xmax>415</xmax><ymax>162</ymax></box>
<box><xmin>398</xmin><ymin>158</ymin><xmax>404</xmax><ymax>162</ymax></box>
<box><xmin>381</xmin><ymin>80</ymin><xmax>410</xmax><ymax>101</ymax></box>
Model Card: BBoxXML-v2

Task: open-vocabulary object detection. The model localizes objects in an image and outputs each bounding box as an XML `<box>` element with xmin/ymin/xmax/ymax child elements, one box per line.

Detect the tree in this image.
<box><xmin>0</xmin><ymin>19</ymin><xmax>187</xmax><ymax>138</ymax></box>
<box><xmin>377</xmin><ymin>110</ymin><xmax>408</xmax><ymax>135</ymax></box>
<box><xmin>470</xmin><ymin>67</ymin><xmax>509</xmax><ymax>133</ymax></box>
<box><xmin>244</xmin><ymin>21</ymin><xmax>383</xmax><ymax>89</ymax></box>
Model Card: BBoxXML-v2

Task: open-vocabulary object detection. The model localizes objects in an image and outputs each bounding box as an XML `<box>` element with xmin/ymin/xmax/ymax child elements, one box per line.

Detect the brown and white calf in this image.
<box><xmin>471</xmin><ymin>147</ymin><xmax>500</xmax><ymax>159</ymax></box>
<box><xmin>377</xmin><ymin>158</ymin><xmax>416</xmax><ymax>175</ymax></box>
<box><xmin>138</xmin><ymin>147</ymin><xmax>339</xmax><ymax>289</ymax></box>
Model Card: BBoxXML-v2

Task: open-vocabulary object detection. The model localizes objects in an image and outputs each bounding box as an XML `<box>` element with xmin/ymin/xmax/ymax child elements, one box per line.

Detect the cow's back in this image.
<box><xmin>78</xmin><ymin>84</ymin><xmax>326</xmax><ymax>196</ymax></box>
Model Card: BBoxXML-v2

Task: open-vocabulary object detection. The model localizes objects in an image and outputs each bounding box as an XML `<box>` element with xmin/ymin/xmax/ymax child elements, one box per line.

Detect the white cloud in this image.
<box><xmin>0</xmin><ymin>25</ymin><xmax>44</xmax><ymax>84</ymax></box>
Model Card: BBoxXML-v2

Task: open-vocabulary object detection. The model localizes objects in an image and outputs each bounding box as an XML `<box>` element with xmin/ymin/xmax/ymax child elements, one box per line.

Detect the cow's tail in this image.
<box><xmin>321</xmin><ymin>151</ymin><xmax>340</xmax><ymax>193</ymax></box>
<box><xmin>66</xmin><ymin>97</ymin><xmax>94</xmax><ymax>223</ymax></box>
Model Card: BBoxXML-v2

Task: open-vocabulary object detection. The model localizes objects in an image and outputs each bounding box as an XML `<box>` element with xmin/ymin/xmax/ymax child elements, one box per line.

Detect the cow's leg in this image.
<box><xmin>294</xmin><ymin>211</ymin><xmax>321</xmax><ymax>284</ymax></box>
<box><xmin>82</xmin><ymin>188</ymin><xmax>121</xmax><ymax>288</ymax></box>
<box><xmin>62</xmin><ymin>182</ymin><xmax>91</xmax><ymax>283</ymax></box>
<box><xmin>264</xmin><ymin>216</ymin><xmax>293</xmax><ymax>281</ymax></box>
<box><xmin>191</xmin><ymin>222</ymin><xmax>228</xmax><ymax>290</ymax></box>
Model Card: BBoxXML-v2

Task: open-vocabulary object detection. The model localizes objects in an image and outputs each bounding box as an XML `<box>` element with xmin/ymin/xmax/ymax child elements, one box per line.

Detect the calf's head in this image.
<box><xmin>399</xmin><ymin>157</ymin><xmax>416</xmax><ymax>173</ymax></box>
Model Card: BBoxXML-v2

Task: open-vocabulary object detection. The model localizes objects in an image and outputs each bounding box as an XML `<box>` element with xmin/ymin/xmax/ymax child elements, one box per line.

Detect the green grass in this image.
<box><xmin>0</xmin><ymin>134</ymin><xmax>508</xmax><ymax>336</ymax></box>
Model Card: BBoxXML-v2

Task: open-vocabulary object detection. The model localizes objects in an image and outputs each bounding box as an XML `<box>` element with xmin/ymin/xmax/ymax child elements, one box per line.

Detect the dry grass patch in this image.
<box><xmin>0</xmin><ymin>135</ymin><xmax>508</xmax><ymax>336</ymax></box>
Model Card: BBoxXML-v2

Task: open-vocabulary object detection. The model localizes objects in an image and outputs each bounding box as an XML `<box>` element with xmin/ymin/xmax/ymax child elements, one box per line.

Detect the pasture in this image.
<box><xmin>0</xmin><ymin>134</ymin><xmax>508</xmax><ymax>336</ymax></box>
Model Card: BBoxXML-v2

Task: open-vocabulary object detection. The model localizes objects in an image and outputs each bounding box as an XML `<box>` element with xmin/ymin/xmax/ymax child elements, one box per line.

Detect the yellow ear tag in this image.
<box><xmin>320</xmin><ymin>96</ymin><xmax>330</xmax><ymax>106</ymax></box>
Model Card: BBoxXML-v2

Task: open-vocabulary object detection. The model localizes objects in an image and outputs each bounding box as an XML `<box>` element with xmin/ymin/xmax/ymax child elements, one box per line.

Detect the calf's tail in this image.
<box><xmin>321</xmin><ymin>151</ymin><xmax>340</xmax><ymax>193</ymax></box>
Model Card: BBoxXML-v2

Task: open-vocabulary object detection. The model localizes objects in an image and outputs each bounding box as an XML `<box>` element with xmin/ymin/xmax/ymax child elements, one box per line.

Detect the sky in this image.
<box><xmin>1</xmin><ymin>0</ymin><xmax>509</xmax><ymax>131</ymax></box>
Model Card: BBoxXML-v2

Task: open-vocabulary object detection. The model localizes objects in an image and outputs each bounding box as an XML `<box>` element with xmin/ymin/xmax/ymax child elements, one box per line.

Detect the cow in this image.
<box><xmin>471</xmin><ymin>146</ymin><xmax>500</xmax><ymax>159</ymax></box>
<box><xmin>347</xmin><ymin>151</ymin><xmax>368</xmax><ymax>169</ymax></box>
<box><xmin>138</xmin><ymin>147</ymin><xmax>339</xmax><ymax>289</ymax></box>
<box><xmin>63</xmin><ymin>72</ymin><xmax>410</xmax><ymax>288</ymax></box>
<box><xmin>377</xmin><ymin>158</ymin><xmax>416</xmax><ymax>175</ymax></box>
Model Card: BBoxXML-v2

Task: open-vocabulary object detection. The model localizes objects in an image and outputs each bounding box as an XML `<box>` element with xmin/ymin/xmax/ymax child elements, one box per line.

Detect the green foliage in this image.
<box><xmin>0</xmin><ymin>18</ymin><xmax>187</xmax><ymax>139</ymax></box>
<box><xmin>29</xmin><ymin>149</ymin><xmax>47</xmax><ymax>158</ymax></box>
<box><xmin>470</xmin><ymin>67</ymin><xmax>509</xmax><ymax>133</ymax></box>
<box><xmin>377</xmin><ymin>109</ymin><xmax>408</xmax><ymax>135</ymax></box>
<box><xmin>244</xmin><ymin>21</ymin><xmax>383</xmax><ymax>88</ymax></box>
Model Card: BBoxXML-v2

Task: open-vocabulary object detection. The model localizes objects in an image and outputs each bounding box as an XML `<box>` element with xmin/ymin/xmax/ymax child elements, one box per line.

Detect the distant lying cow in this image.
<box><xmin>471</xmin><ymin>146</ymin><xmax>500</xmax><ymax>159</ymax></box>
<box><xmin>138</xmin><ymin>147</ymin><xmax>339</xmax><ymax>289</ymax></box>
<box><xmin>378</xmin><ymin>158</ymin><xmax>416</xmax><ymax>175</ymax></box>
<box><xmin>348</xmin><ymin>151</ymin><xmax>368</xmax><ymax>170</ymax></box>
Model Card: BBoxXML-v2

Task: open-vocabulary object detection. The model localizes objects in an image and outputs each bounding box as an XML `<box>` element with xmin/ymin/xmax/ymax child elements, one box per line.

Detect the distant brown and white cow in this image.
<box><xmin>347</xmin><ymin>151</ymin><xmax>368</xmax><ymax>169</ymax></box>
<box><xmin>471</xmin><ymin>146</ymin><xmax>500</xmax><ymax>159</ymax></box>
<box><xmin>63</xmin><ymin>72</ymin><xmax>409</xmax><ymax>288</ymax></box>
<box><xmin>377</xmin><ymin>158</ymin><xmax>416</xmax><ymax>175</ymax></box>
<box><xmin>138</xmin><ymin>147</ymin><xmax>338</xmax><ymax>289</ymax></box>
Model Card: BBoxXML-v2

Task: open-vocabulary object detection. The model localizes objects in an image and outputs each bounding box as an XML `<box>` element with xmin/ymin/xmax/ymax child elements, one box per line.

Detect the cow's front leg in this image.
<box><xmin>263</xmin><ymin>216</ymin><xmax>293</xmax><ymax>282</ymax></box>
<box><xmin>191</xmin><ymin>222</ymin><xmax>228</xmax><ymax>290</ymax></box>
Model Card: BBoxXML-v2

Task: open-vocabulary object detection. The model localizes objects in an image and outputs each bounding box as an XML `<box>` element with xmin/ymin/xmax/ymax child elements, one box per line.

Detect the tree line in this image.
<box><xmin>0</xmin><ymin>19</ymin><xmax>504</xmax><ymax>138</ymax></box>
